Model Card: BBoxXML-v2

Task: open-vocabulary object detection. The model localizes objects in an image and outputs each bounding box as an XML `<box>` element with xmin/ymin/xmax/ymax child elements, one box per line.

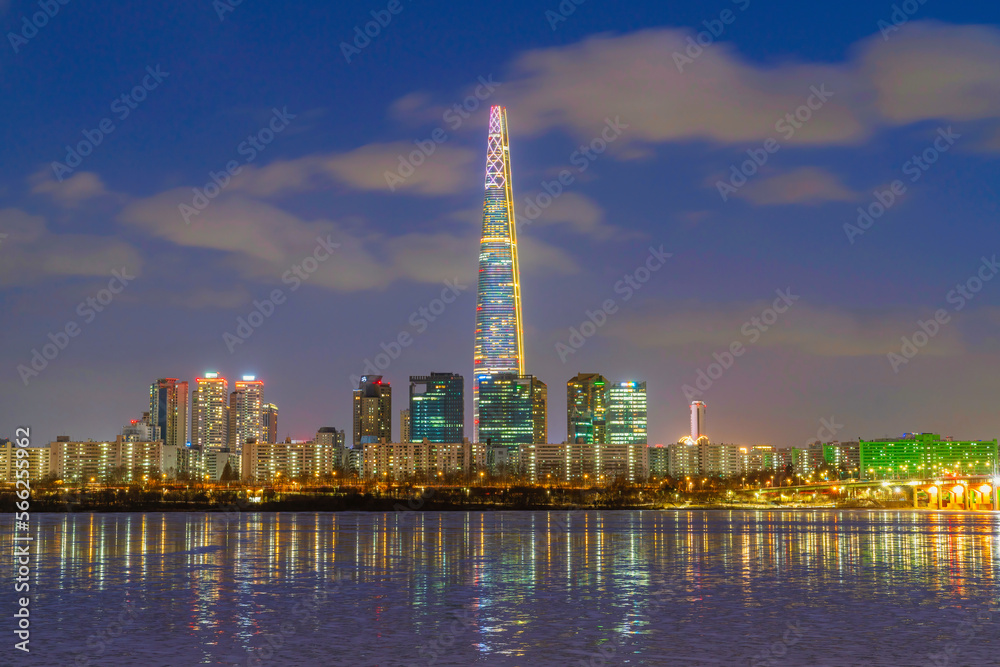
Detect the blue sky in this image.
<box><xmin>2</xmin><ymin>0</ymin><xmax>1000</xmax><ymax>447</ymax></box>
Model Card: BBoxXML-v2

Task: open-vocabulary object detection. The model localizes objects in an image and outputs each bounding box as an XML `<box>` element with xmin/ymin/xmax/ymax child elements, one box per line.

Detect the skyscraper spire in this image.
<box><xmin>474</xmin><ymin>105</ymin><xmax>525</xmax><ymax>442</ymax></box>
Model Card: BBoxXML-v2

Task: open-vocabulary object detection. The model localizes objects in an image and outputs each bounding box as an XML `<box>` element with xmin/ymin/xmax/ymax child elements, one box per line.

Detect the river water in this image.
<box><xmin>7</xmin><ymin>510</ymin><xmax>1000</xmax><ymax>666</ymax></box>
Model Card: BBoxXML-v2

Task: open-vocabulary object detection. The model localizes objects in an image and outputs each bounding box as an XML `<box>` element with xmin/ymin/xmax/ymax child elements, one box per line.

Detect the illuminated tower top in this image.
<box><xmin>474</xmin><ymin>105</ymin><xmax>525</xmax><ymax>441</ymax></box>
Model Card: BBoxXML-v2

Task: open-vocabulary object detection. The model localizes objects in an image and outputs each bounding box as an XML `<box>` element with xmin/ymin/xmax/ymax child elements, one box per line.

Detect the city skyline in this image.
<box><xmin>4</xmin><ymin>2</ymin><xmax>1000</xmax><ymax>453</ymax></box>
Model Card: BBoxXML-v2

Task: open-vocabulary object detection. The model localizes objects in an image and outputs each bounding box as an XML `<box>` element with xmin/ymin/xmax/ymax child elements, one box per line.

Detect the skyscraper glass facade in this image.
<box><xmin>567</xmin><ymin>373</ymin><xmax>608</xmax><ymax>444</ymax></box>
<box><xmin>474</xmin><ymin>105</ymin><xmax>524</xmax><ymax>442</ymax></box>
<box><xmin>608</xmin><ymin>381</ymin><xmax>648</xmax><ymax>445</ymax></box>
<box><xmin>410</xmin><ymin>373</ymin><xmax>464</xmax><ymax>443</ymax></box>
<box><xmin>478</xmin><ymin>374</ymin><xmax>545</xmax><ymax>451</ymax></box>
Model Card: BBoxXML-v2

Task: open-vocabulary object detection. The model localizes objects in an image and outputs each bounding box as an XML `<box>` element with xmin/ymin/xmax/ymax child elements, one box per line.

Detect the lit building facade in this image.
<box><xmin>608</xmin><ymin>382</ymin><xmax>647</xmax><ymax>445</ymax></box>
<box><xmin>191</xmin><ymin>373</ymin><xmax>228</xmax><ymax>450</ymax></box>
<box><xmin>242</xmin><ymin>440</ymin><xmax>339</xmax><ymax>482</ymax></box>
<box><xmin>410</xmin><ymin>373</ymin><xmax>464</xmax><ymax>443</ymax></box>
<box><xmin>822</xmin><ymin>441</ymin><xmax>861</xmax><ymax>478</ymax></box>
<box><xmin>400</xmin><ymin>409</ymin><xmax>411</xmax><ymax>443</ymax></box>
<box><xmin>473</xmin><ymin>105</ymin><xmax>525</xmax><ymax>442</ymax></box>
<box><xmin>698</xmin><ymin>441</ymin><xmax>741</xmax><ymax>478</ymax></box>
<box><xmin>477</xmin><ymin>373</ymin><xmax>546</xmax><ymax>450</ymax></box>
<box><xmin>648</xmin><ymin>444</ymin><xmax>669</xmax><ymax>478</ymax></box>
<box><xmin>263</xmin><ymin>403</ymin><xmax>278</xmax><ymax>444</ymax></box>
<box><xmin>315</xmin><ymin>427</ymin><xmax>345</xmax><ymax>447</ymax></box>
<box><xmin>353</xmin><ymin>376</ymin><xmax>392</xmax><ymax>447</ymax></box>
<box><xmin>668</xmin><ymin>441</ymin><xmax>701</xmax><ymax>478</ymax></box>
<box><xmin>567</xmin><ymin>373</ymin><xmax>608</xmax><ymax>444</ymax></box>
<box><xmin>860</xmin><ymin>433</ymin><xmax>999</xmax><ymax>480</ymax></box>
<box><xmin>229</xmin><ymin>376</ymin><xmax>264</xmax><ymax>450</ymax></box>
<box><xmin>0</xmin><ymin>442</ymin><xmax>50</xmax><ymax>482</ymax></box>
<box><xmin>149</xmin><ymin>378</ymin><xmax>188</xmax><ymax>448</ymax></box>
<box><xmin>740</xmin><ymin>445</ymin><xmax>777</xmax><ymax>474</ymax></box>
<box><xmin>49</xmin><ymin>436</ymin><xmax>163</xmax><ymax>483</ymax></box>
<box><xmin>361</xmin><ymin>440</ymin><xmax>475</xmax><ymax>480</ymax></box>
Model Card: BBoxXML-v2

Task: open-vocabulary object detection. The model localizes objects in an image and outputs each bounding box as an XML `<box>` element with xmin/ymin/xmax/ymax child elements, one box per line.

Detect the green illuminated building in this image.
<box><xmin>567</xmin><ymin>373</ymin><xmax>608</xmax><ymax>444</ymax></box>
<box><xmin>477</xmin><ymin>373</ymin><xmax>546</xmax><ymax>450</ymax></box>
<box><xmin>409</xmin><ymin>373</ymin><xmax>464</xmax><ymax>443</ymax></box>
<box><xmin>859</xmin><ymin>433</ymin><xmax>998</xmax><ymax>480</ymax></box>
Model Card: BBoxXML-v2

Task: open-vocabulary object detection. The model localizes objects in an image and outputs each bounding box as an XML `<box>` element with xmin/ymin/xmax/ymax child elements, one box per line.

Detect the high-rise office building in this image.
<box><xmin>315</xmin><ymin>427</ymin><xmax>345</xmax><ymax>447</ymax></box>
<box><xmin>191</xmin><ymin>372</ymin><xmax>228</xmax><ymax>450</ymax></box>
<box><xmin>263</xmin><ymin>403</ymin><xmax>278</xmax><ymax>444</ymax></box>
<box><xmin>473</xmin><ymin>105</ymin><xmax>525</xmax><ymax>443</ymax></box>
<box><xmin>531</xmin><ymin>377</ymin><xmax>547</xmax><ymax>445</ymax></box>
<box><xmin>608</xmin><ymin>382</ymin><xmax>647</xmax><ymax>445</ymax></box>
<box><xmin>606</xmin><ymin>381</ymin><xmax>648</xmax><ymax>482</ymax></box>
<box><xmin>149</xmin><ymin>378</ymin><xmax>188</xmax><ymax>447</ymax></box>
<box><xmin>690</xmin><ymin>401</ymin><xmax>706</xmax><ymax>441</ymax></box>
<box><xmin>410</xmin><ymin>373</ymin><xmax>464</xmax><ymax>443</ymax></box>
<box><xmin>229</xmin><ymin>376</ymin><xmax>264</xmax><ymax>449</ymax></box>
<box><xmin>478</xmin><ymin>373</ymin><xmax>546</xmax><ymax>450</ymax></box>
<box><xmin>567</xmin><ymin>373</ymin><xmax>608</xmax><ymax>444</ymax></box>
<box><xmin>400</xmin><ymin>409</ymin><xmax>411</xmax><ymax>443</ymax></box>
<box><xmin>353</xmin><ymin>376</ymin><xmax>392</xmax><ymax>447</ymax></box>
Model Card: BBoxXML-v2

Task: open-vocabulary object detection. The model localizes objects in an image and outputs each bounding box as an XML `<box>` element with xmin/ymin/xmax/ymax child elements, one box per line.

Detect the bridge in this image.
<box><xmin>753</xmin><ymin>475</ymin><xmax>1000</xmax><ymax>510</ymax></box>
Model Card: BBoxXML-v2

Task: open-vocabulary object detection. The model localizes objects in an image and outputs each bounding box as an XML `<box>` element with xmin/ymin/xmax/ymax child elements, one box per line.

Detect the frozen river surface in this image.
<box><xmin>8</xmin><ymin>510</ymin><xmax>1000</xmax><ymax>666</ymax></box>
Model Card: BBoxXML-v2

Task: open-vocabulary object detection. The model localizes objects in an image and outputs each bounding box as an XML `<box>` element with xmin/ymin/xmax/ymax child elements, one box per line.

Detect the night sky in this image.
<box><xmin>3</xmin><ymin>0</ymin><xmax>999</xmax><ymax>448</ymax></box>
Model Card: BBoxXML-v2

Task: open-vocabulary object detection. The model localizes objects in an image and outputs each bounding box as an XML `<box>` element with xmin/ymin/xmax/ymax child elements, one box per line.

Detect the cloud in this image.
<box><xmin>0</xmin><ymin>208</ymin><xmax>142</xmax><ymax>286</ymax></box>
<box><xmin>602</xmin><ymin>300</ymin><xmax>964</xmax><ymax>358</ymax></box>
<box><xmin>731</xmin><ymin>167</ymin><xmax>858</xmax><ymax>206</ymax></box>
<box><xmin>119</xmin><ymin>192</ymin><xmax>577</xmax><ymax>291</ymax></box>
<box><xmin>520</xmin><ymin>191</ymin><xmax>638</xmax><ymax>239</ymax></box>
<box><xmin>29</xmin><ymin>170</ymin><xmax>112</xmax><ymax>207</ymax></box>
<box><xmin>219</xmin><ymin>142</ymin><xmax>478</xmax><ymax>198</ymax></box>
<box><xmin>861</xmin><ymin>23</ymin><xmax>1000</xmax><ymax>124</ymax></box>
<box><xmin>491</xmin><ymin>23</ymin><xmax>1000</xmax><ymax>151</ymax></box>
<box><xmin>501</xmin><ymin>29</ymin><xmax>866</xmax><ymax>147</ymax></box>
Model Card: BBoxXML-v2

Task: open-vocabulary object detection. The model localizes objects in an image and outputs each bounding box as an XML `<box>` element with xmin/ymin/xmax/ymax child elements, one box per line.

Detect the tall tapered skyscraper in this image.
<box><xmin>474</xmin><ymin>105</ymin><xmax>524</xmax><ymax>442</ymax></box>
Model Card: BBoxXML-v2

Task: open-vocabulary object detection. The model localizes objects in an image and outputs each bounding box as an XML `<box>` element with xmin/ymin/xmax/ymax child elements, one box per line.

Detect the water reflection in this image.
<box><xmin>11</xmin><ymin>510</ymin><xmax>1000</xmax><ymax>666</ymax></box>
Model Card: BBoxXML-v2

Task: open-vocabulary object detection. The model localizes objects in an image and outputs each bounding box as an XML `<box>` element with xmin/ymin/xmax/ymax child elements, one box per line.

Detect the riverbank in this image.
<box><xmin>0</xmin><ymin>488</ymin><xmax>927</xmax><ymax>513</ymax></box>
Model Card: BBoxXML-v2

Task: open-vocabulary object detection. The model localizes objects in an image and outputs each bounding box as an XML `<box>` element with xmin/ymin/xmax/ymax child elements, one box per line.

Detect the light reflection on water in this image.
<box><xmin>10</xmin><ymin>510</ymin><xmax>1000</xmax><ymax>666</ymax></box>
